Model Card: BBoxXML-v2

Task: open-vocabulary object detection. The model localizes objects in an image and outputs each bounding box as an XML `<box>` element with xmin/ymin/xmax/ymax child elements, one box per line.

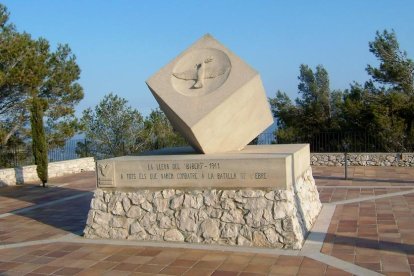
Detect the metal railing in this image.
<box><xmin>256</xmin><ymin>131</ymin><xmax>414</xmax><ymax>153</ymax></box>
<box><xmin>2</xmin><ymin>132</ymin><xmax>413</xmax><ymax>168</ymax></box>
<box><xmin>0</xmin><ymin>139</ymin><xmax>90</xmax><ymax>169</ymax></box>
<box><xmin>297</xmin><ymin>132</ymin><xmax>385</xmax><ymax>153</ymax></box>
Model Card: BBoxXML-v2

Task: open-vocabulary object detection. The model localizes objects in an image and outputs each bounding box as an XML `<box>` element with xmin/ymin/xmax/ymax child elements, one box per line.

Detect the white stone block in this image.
<box><xmin>146</xmin><ymin>34</ymin><xmax>273</xmax><ymax>153</ymax></box>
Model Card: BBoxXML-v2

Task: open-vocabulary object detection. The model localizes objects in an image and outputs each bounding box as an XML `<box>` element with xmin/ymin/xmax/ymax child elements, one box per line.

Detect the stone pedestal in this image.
<box><xmin>83</xmin><ymin>145</ymin><xmax>321</xmax><ymax>249</ymax></box>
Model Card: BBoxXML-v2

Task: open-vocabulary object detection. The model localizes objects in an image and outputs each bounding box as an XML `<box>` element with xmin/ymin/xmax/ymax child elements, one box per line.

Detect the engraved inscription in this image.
<box><xmin>255</xmin><ymin>173</ymin><xmax>267</xmax><ymax>179</ymax></box>
<box><xmin>111</xmin><ymin>157</ymin><xmax>285</xmax><ymax>189</ymax></box>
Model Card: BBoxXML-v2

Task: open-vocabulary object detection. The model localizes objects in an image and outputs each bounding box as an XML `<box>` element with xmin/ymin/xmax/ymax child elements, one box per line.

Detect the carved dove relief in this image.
<box><xmin>98</xmin><ymin>163</ymin><xmax>111</xmax><ymax>177</ymax></box>
<box><xmin>172</xmin><ymin>57</ymin><xmax>230</xmax><ymax>89</ymax></box>
<box><xmin>171</xmin><ymin>48</ymin><xmax>231</xmax><ymax>96</ymax></box>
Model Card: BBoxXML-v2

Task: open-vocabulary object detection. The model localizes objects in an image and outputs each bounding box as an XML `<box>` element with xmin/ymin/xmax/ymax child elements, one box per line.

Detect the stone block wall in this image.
<box><xmin>0</xmin><ymin>157</ymin><xmax>95</xmax><ymax>187</ymax></box>
<box><xmin>311</xmin><ymin>153</ymin><xmax>414</xmax><ymax>167</ymax></box>
<box><xmin>83</xmin><ymin>167</ymin><xmax>321</xmax><ymax>249</ymax></box>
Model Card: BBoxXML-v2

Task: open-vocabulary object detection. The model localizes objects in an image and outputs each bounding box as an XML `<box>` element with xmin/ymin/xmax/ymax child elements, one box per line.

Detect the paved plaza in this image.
<box><xmin>0</xmin><ymin>166</ymin><xmax>413</xmax><ymax>275</ymax></box>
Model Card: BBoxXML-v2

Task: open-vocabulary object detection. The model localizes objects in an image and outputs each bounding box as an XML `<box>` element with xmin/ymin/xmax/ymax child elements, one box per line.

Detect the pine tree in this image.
<box><xmin>0</xmin><ymin>4</ymin><xmax>83</xmax><ymax>147</ymax></box>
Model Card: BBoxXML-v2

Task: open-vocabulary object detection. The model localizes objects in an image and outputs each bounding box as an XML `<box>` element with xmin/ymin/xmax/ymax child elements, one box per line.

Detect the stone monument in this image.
<box><xmin>84</xmin><ymin>34</ymin><xmax>322</xmax><ymax>249</ymax></box>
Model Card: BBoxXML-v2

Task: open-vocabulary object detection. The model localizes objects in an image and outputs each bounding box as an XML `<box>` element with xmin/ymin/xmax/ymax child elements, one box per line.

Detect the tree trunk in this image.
<box><xmin>1</xmin><ymin>122</ymin><xmax>21</xmax><ymax>145</ymax></box>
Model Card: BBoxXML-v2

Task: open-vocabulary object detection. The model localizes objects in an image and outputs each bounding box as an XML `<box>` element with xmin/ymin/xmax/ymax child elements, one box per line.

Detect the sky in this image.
<box><xmin>2</xmin><ymin>0</ymin><xmax>414</xmax><ymax>117</ymax></box>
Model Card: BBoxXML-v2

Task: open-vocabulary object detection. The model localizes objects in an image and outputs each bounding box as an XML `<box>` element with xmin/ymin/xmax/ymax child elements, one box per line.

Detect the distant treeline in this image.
<box><xmin>269</xmin><ymin>30</ymin><xmax>414</xmax><ymax>152</ymax></box>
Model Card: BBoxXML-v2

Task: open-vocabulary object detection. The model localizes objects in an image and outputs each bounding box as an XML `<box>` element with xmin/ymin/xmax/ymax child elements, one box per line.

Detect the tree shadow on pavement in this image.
<box><xmin>0</xmin><ymin>171</ymin><xmax>96</xmax><ymax>236</ymax></box>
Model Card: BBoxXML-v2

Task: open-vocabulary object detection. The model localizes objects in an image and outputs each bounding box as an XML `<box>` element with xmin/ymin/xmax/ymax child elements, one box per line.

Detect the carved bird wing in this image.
<box><xmin>172</xmin><ymin>69</ymin><xmax>198</xmax><ymax>80</ymax></box>
<box><xmin>98</xmin><ymin>163</ymin><xmax>109</xmax><ymax>177</ymax></box>
<box><xmin>204</xmin><ymin>65</ymin><xmax>230</xmax><ymax>79</ymax></box>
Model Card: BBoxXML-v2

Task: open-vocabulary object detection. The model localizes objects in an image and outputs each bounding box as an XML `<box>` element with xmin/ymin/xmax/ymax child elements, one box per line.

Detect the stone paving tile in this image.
<box><xmin>313</xmin><ymin>166</ymin><xmax>414</xmax><ymax>186</ymax></box>
<box><xmin>0</xmin><ymin>193</ymin><xmax>92</xmax><ymax>245</ymax></box>
<box><xmin>0</xmin><ymin>242</ymin><xmax>339</xmax><ymax>275</ymax></box>
<box><xmin>318</xmin><ymin>187</ymin><xmax>414</xmax><ymax>204</ymax></box>
<box><xmin>324</xmin><ymin>266</ymin><xmax>353</xmax><ymax>276</ymax></box>
<box><xmin>0</xmin><ymin>173</ymin><xmax>94</xmax><ymax>247</ymax></box>
<box><xmin>0</xmin><ymin>187</ymin><xmax>85</xmax><ymax>214</ymax></box>
<box><xmin>0</xmin><ymin>171</ymin><xmax>95</xmax><ymax>214</ymax></box>
<box><xmin>323</xmin><ymin>193</ymin><xmax>414</xmax><ymax>275</ymax></box>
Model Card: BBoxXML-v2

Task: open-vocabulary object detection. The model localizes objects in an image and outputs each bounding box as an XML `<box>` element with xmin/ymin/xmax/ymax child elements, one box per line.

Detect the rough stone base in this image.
<box><xmin>84</xmin><ymin>167</ymin><xmax>321</xmax><ymax>249</ymax></box>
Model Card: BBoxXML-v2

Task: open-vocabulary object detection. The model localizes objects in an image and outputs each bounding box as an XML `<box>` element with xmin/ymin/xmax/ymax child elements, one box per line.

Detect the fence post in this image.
<box><xmin>396</xmin><ymin>153</ymin><xmax>401</xmax><ymax>167</ymax></box>
<box><xmin>13</xmin><ymin>143</ymin><xmax>17</xmax><ymax>167</ymax></box>
<box><xmin>344</xmin><ymin>151</ymin><xmax>348</xmax><ymax>180</ymax></box>
<box><xmin>85</xmin><ymin>139</ymin><xmax>89</xmax><ymax>157</ymax></box>
<box><xmin>343</xmin><ymin>142</ymin><xmax>349</xmax><ymax>180</ymax></box>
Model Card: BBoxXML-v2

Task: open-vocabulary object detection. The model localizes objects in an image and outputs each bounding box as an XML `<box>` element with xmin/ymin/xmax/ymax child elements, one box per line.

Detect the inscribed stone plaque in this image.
<box><xmin>97</xmin><ymin>152</ymin><xmax>292</xmax><ymax>189</ymax></box>
<box><xmin>146</xmin><ymin>34</ymin><xmax>273</xmax><ymax>154</ymax></box>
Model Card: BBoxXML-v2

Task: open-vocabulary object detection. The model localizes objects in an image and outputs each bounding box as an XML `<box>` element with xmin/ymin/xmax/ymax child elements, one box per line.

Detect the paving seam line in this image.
<box><xmin>318</xmin><ymin>185</ymin><xmax>414</xmax><ymax>189</ymax></box>
<box><xmin>300</xmin><ymin>204</ymin><xmax>336</xmax><ymax>254</ymax></box>
<box><xmin>56</xmin><ymin>183</ymin><xmax>70</xmax><ymax>187</ymax></box>
<box><xmin>59</xmin><ymin>233</ymin><xmax>299</xmax><ymax>256</ymax></box>
<box><xmin>0</xmin><ymin>237</ymin><xmax>61</xmax><ymax>250</ymax></box>
<box><xmin>328</xmin><ymin>189</ymin><xmax>414</xmax><ymax>205</ymax></box>
<box><xmin>0</xmin><ymin>192</ymin><xmax>91</xmax><ymax>218</ymax></box>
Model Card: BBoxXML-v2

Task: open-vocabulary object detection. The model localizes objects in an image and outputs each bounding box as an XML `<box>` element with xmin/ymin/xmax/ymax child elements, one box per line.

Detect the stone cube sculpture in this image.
<box><xmin>146</xmin><ymin>34</ymin><xmax>273</xmax><ymax>154</ymax></box>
